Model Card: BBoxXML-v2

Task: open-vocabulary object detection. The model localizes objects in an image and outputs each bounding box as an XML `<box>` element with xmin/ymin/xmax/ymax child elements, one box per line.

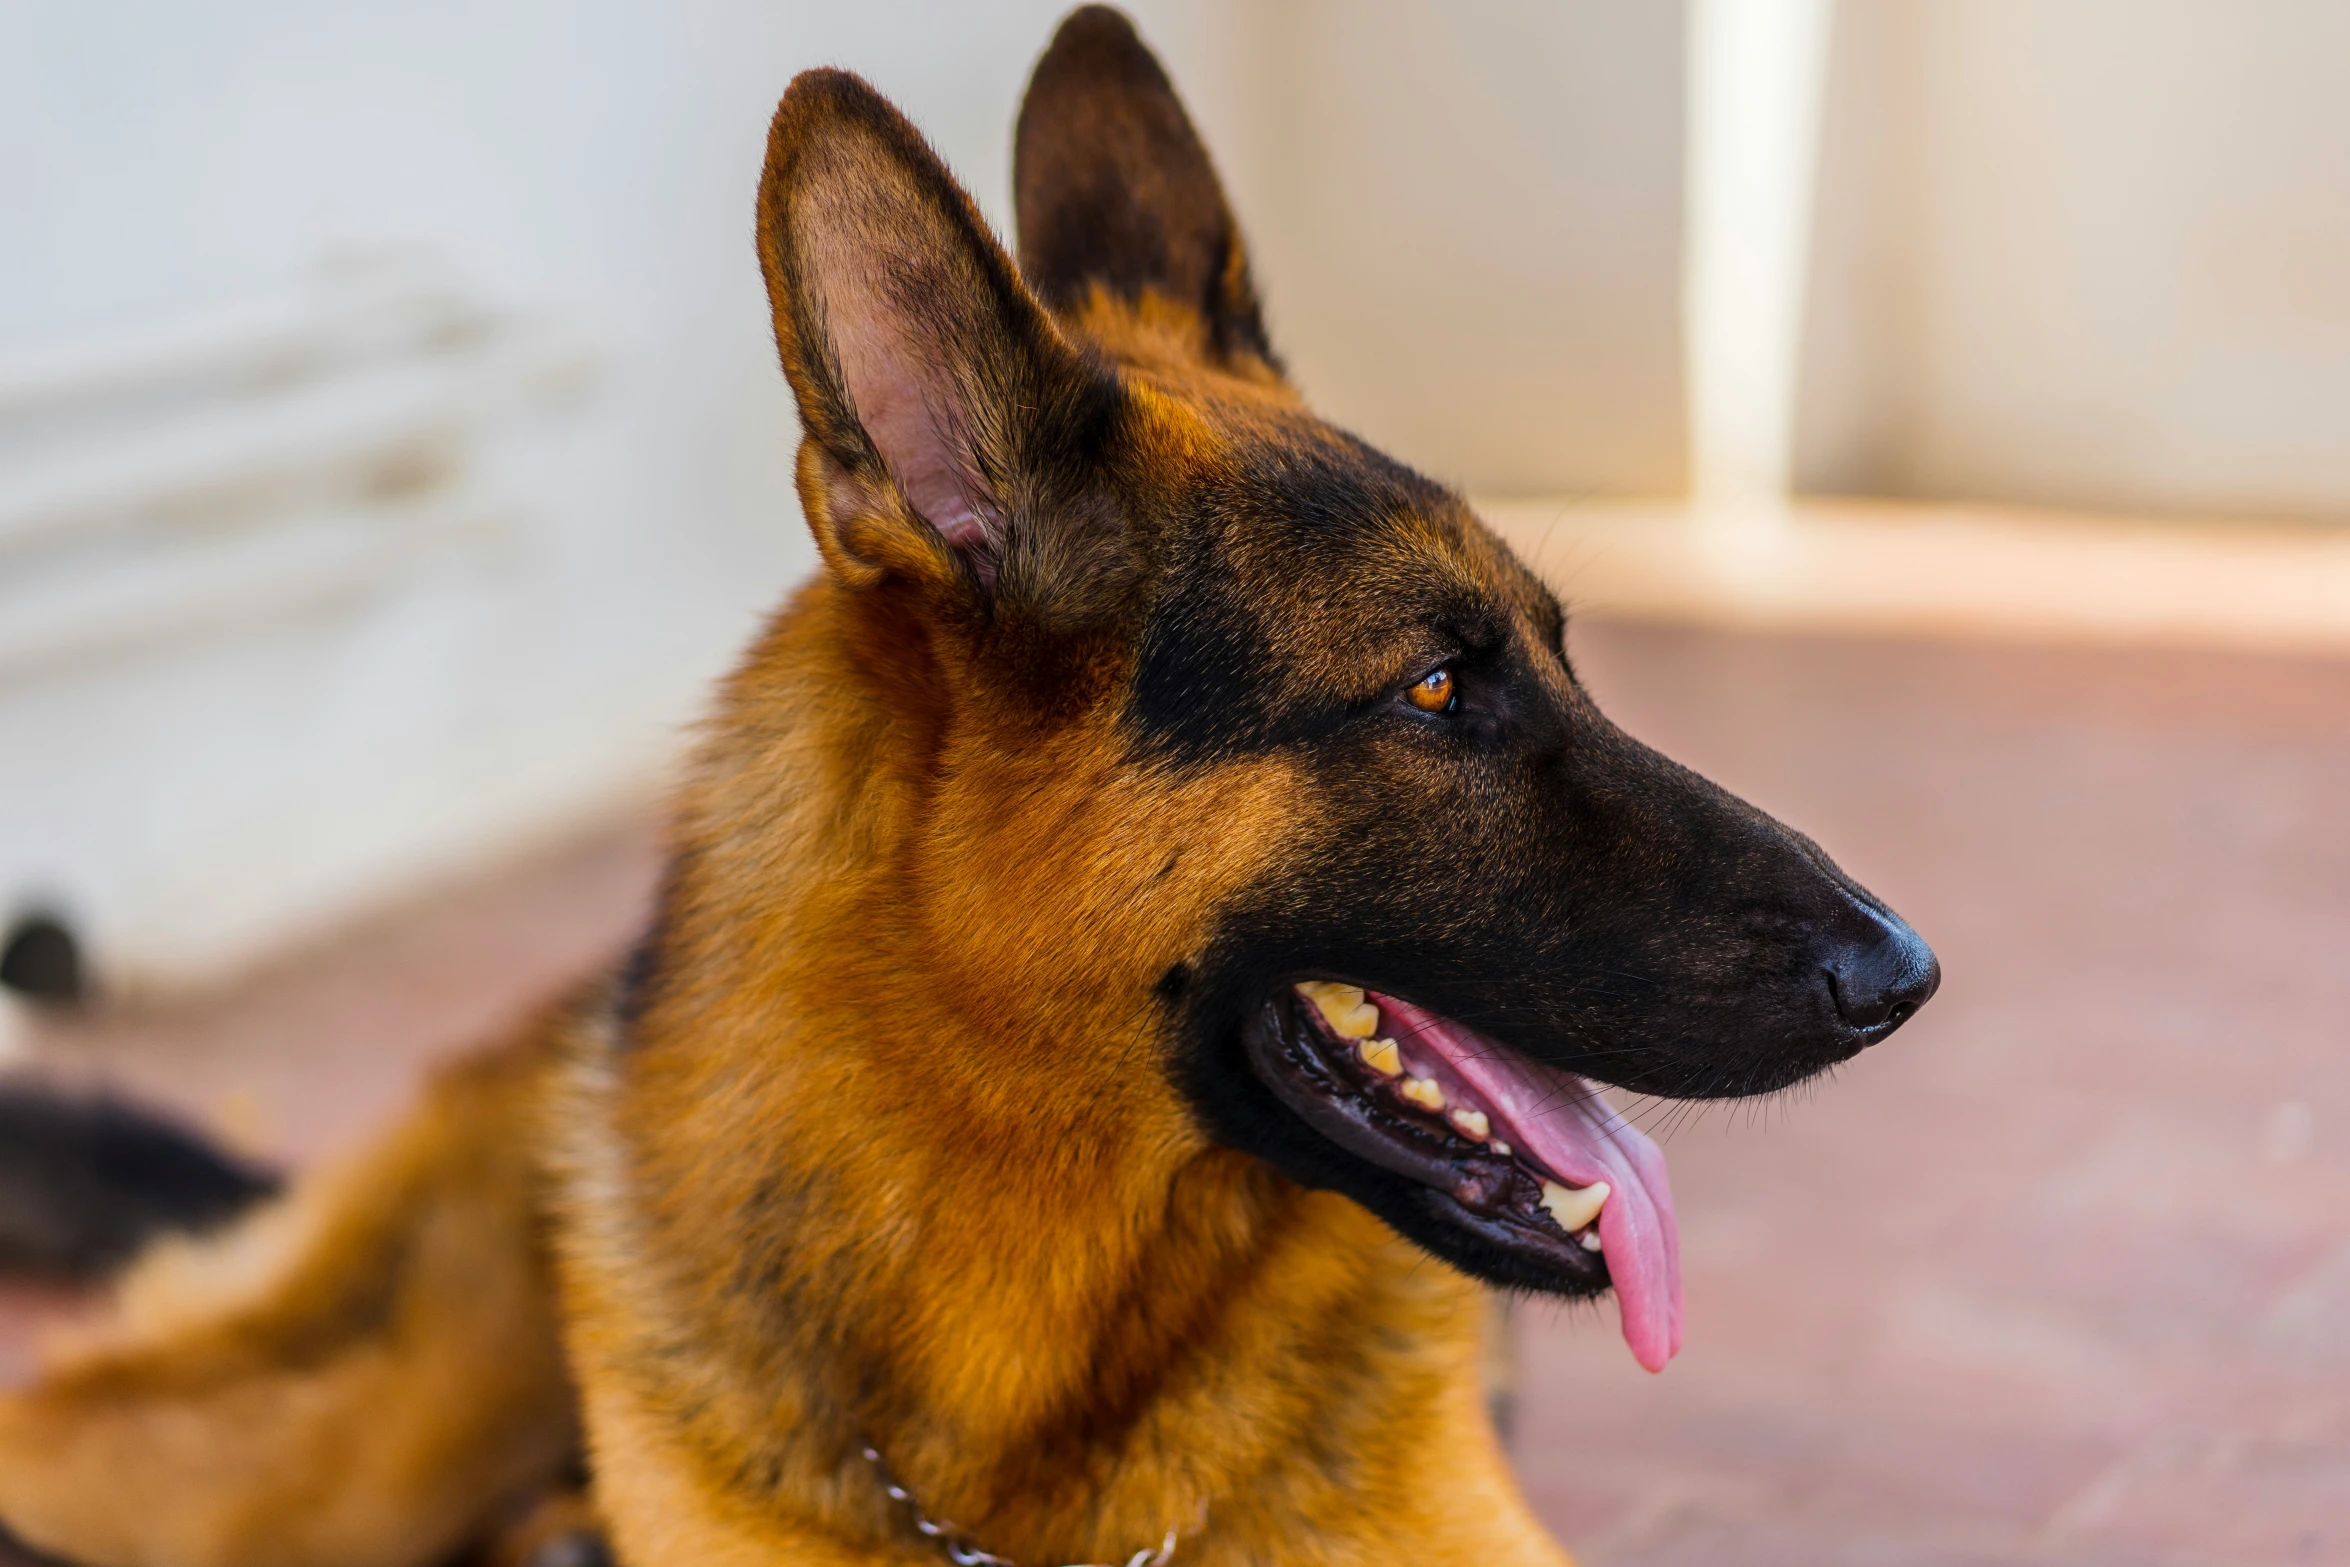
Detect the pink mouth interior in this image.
<box><xmin>1372</xmin><ymin>993</ymin><xmax>1683</xmax><ymax>1372</ymax></box>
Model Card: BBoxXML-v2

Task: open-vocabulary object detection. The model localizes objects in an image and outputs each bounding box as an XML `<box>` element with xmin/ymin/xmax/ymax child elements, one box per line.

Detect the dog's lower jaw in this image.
<box><xmin>1220</xmin><ymin>985</ymin><xmax>1682</xmax><ymax>1373</ymax></box>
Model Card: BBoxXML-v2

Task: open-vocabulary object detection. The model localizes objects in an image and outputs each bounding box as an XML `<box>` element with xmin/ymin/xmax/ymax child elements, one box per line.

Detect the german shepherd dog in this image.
<box><xmin>0</xmin><ymin>11</ymin><xmax>1936</xmax><ymax>1565</ymax></box>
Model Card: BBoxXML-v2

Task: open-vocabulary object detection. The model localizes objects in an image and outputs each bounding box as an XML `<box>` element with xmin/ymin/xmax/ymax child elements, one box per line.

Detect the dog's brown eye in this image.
<box><xmin>1406</xmin><ymin>666</ymin><xmax>1457</xmax><ymax>714</ymax></box>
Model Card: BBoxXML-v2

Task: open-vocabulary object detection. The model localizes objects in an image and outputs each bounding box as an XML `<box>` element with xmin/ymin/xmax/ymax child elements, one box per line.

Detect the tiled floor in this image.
<box><xmin>6</xmin><ymin>620</ymin><xmax>2348</xmax><ymax>1564</ymax></box>
<box><xmin>1512</xmin><ymin>623</ymin><xmax>2350</xmax><ymax>1566</ymax></box>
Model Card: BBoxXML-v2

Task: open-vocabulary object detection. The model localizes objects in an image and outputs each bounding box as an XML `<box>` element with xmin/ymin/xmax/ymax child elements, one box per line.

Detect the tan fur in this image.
<box><xmin>0</xmin><ymin>1036</ymin><xmax>575</xmax><ymax>1567</ymax></box>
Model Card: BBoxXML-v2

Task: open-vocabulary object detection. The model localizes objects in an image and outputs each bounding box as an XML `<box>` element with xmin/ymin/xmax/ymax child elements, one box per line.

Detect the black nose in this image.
<box><xmin>1823</xmin><ymin>906</ymin><xmax>1940</xmax><ymax>1034</ymax></box>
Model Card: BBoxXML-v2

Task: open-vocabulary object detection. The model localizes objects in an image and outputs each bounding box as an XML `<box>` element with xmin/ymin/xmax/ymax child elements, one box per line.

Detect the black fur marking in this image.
<box><xmin>1015</xmin><ymin>6</ymin><xmax>1278</xmax><ymax>368</ymax></box>
<box><xmin>0</xmin><ymin>1087</ymin><xmax>281</xmax><ymax>1281</ymax></box>
<box><xmin>0</xmin><ymin>1519</ymin><xmax>83</xmax><ymax>1567</ymax></box>
<box><xmin>1126</xmin><ymin>441</ymin><xmax>1454</xmax><ymax>762</ymax></box>
<box><xmin>0</xmin><ymin>914</ymin><xmax>83</xmax><ymax>1005</ymax></box>
<box><xmin>613</xmin><ymin>851</ymin><xmax>694</xmax><ymax>1037</ymax></box>
<box><xmin>614</xmin><ymin>925</ymin><xmax>663</xmax><ymax>1030</ymax></box>
<box><xmin>1126</xmin><ymin>559</ymin><xmax>1280</xmax><ymax>760</ymax></box>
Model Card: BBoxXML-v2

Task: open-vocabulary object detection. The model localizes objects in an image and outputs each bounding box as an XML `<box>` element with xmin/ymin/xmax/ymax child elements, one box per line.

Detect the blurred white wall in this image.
<box><xmin>1797</xmin><ymin>0</ymin><xmax>2350</xmax><ymax>522</ymax></box>
<box><xmin>1237</xmin><ymin>0</ymin><xmax>1687</xmax><ymax>498</ymax></box>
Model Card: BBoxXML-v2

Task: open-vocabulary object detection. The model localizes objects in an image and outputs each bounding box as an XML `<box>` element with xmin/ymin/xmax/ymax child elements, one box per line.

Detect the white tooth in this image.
<box><xmin>1448</xmin><ymin>1107</ymin><xmax>1489</xmax><ymax>1140</ymax></box>
<box><xmin>1400</xmin><ymin>1076</ymin><xmax>1446</xmax><ymax>1112</ymax></box>
<box><xmin>1296</xmin><ymin>981</ymin><xmax>1379</xmax><ymax>1038</ymax></box>
<box><xmin>1357</xmin><ymin>1037</ymin><xmax>1403</xmax><ymax>1078</ymax></box>
<box><xmin>1489</xmin><ymin>1140</ymin><xmax>1512</xmax><ymax>1159</ymax></box>
<box><xmin>1579</xmin><ymin>1229</ymin><xmax>1604</xmax><ymax>1252</ymax></box>
<box><xmin>1539</xmin><ymin>1180</ymin><xmax>1610</xmax><ymax>1234</ymax></box>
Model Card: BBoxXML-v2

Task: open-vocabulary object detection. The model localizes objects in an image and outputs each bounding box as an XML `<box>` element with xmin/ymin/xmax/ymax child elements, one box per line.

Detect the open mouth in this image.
<box><xmin>1243</xmin><ymin>982</ymin><xmax>1683</xmax><ymax>1371</ymax></box>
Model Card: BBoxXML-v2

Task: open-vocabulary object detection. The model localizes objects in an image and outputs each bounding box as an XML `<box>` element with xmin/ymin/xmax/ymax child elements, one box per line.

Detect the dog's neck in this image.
<box><xmin>596</xmin><ymin>578</ymin><xmax>1500</xmax><ymax>1561</ymax></box>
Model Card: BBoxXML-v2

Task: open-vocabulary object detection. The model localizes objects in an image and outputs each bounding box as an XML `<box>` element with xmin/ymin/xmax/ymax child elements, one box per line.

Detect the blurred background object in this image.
<box><xmin>5</xmin><ymin>2</ymin><xmax>2349</xmax><ymax>1562</ymax></box>
<box><xmin>1797</xmin><ymin>1</ymin><xmax>2350</xmax><ymax>520</ymax></box>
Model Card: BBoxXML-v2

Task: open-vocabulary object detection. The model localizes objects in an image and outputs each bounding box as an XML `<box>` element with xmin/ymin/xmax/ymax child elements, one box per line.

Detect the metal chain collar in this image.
<box><xmin>858</xmin><ymin>1442</ymin><xmax>1181</xmax><ymax>1567</ymax></box>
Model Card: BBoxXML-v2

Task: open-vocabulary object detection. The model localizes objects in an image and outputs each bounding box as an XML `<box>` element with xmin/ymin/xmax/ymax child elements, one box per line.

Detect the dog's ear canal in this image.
<box><xmin>1015</xmin><ymin>6</ymin><xmax>1278</xmax><ymax>374</ymax></box>
<box><xmin>756</xmin><ymin>69</ymin><xmax>1117</xmax><ymax>596</ymax></box>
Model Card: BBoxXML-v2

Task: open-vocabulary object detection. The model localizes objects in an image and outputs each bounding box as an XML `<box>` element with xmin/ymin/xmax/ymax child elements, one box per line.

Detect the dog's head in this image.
<box><xmin>750</xmin><ymin>7</ymin><xmax>1936</xmax><ymax>1371</ymax></box>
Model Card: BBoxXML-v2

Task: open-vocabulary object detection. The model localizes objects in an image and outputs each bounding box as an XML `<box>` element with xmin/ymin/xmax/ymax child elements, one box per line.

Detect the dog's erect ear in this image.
<box><xmin>1015</xmin><ymin>6</ymin><xmax>1277</xmax><ymax>373</ymax></box>
<box><xmin>757</xmin><ymin>69</ymin><xmax>1118</xmax><ymax>598</ymax></box>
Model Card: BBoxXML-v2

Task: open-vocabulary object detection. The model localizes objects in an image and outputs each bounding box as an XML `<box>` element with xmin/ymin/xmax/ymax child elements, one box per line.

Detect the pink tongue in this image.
<box><xmin>1375</xmin><ymin>995</ymin><xmax>1683</xmax><ymax>1372</ymax></box>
